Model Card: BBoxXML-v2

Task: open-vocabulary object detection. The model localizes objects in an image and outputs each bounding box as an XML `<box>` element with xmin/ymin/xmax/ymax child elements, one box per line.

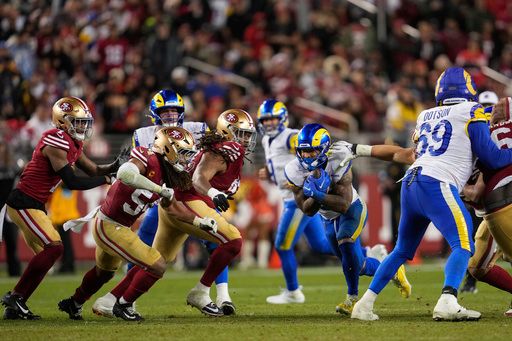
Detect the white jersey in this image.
<box><xmin>132</xmin><ymin>121</ymin><xmax>208</xmax><ymax>148</ymax></box>
<box><xmin>284</xmin><ymin>148</ymin><xmax>359</xmax><ymax>220</ymax></box>
<box><xmin>411</xmin><ymin>101</ymin><xmax>486</xmax><ymax>191</ymax></box>
<box><xmin>262</xmin><ymin>128</ymin><xmax>298</xmax><ymax>201</ymax></box>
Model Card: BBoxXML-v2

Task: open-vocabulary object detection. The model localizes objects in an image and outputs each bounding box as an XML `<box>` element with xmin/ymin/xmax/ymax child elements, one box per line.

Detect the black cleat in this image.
<box><xmin>58</xmin><ymin>297</ymin><xmax>83</xmax><ymax>320</ymax></box>
<box><xmin>2</xmin><ymin>291</ymin><xmax>41</xmax><ymax>320</ymax></box>
<box><xmin>218</xmin><ymin>301</ymin><xmax>236</xmax><ymax>316</ymax></box>
<box><xmin>3</xmin><ymin>307</ymin><xmax>20</xmax><ymax>320</ymax></box>
<box><xmin>112</xmin><ymin>300</ymin><xmax>144</xmax><ymax>321</ymax></box>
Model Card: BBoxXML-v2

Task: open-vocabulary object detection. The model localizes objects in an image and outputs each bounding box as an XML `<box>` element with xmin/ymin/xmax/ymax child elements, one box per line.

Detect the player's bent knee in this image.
<box><xmin>96</xmin><ymin>267</ymin><xmax>116</xmax><ymax>281</ymax></box>
<box><xmin>149</xmin><ymin>257</ymin><xmax>167</xmax><ymax>277</ymax></box>
<box><xmin>223</xmin><ymin>238</ymin><xmax>243</xmax><ymax>256</ymax></box>
<box><xmin>468</xmin><ymin>266</ymin><xmax>488</xmax><ymax>280</ymax></box>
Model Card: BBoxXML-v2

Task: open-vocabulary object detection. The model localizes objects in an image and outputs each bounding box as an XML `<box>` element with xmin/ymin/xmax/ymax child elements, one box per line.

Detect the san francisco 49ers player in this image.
<box><xmin>463</xmin><ymin>97</ymin><xmax>512</xmax><ymax>317</ymax></box>
<box><xmin>1</xmin><ymin>97</ymin><xmax>127</xmax><ymax>320</ymax></box>
<box><xmin>123</xmin><ymin>109</ymin><xmax>255</xmax><ymax>317</ymax></box>
<box><xmin>57</xmin><ymin>127</ymin><xmax>218</xmax><ymax>321</ymax></box>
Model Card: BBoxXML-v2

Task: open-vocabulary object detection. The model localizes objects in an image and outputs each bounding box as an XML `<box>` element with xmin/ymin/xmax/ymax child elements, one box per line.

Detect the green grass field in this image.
<box><xmin>0</xmin><ymin>264</ymin><xmax>510</xmax><ymax>340</ymax></box>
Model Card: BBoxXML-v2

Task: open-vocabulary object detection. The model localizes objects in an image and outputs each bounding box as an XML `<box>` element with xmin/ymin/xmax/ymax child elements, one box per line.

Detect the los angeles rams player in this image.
<box><xmin>284</xmin><ymin>123</ymin><xmax>411</xmax><ymax>314</ymax></box>
<box><xmin>257</xmin><ymin>100</ymin><xmax>333</xmax><ymax>304</ymax></box>
<box><xmin>350</xmin><ymin>67</ymin><xmax>512</xmax><ymax>321</ymax></box>
<box><xmin>92</xmin><ymin>90</ymin><xmax>235</xmax><ymax>316</ymax></box>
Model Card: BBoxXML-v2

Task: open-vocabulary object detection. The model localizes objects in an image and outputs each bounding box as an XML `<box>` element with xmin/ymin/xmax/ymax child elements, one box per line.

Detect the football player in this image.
<box><xmin>348</xmin><ymin>67</ymin><xmax>512</xmax><ymax>321</ymax></box>
<box><xmin>284</xmin><ymin>123</ymin><xmax>411</xmax><ymax>315</ymax></box>
<box><xmin>462</xmin><ymin>97</ymin><xmax>512</xmax><ymax>317</ymax></box>
<box><xmin>57</xmin><ymin>127</ymin><xmax>217</xmax><ymax>321</ymax></box>
<box><xmin>257</xmin><ymin>99</ymin><xmax>333</xmax><ymax>304</ymax></box>
<box><xmin>1</xmin><ymin>97</ymin><xmax>127</xmax><ymax>320</ymax></box>
<box><xmin>106</xmin><ymin>109</ymin><xmax>256</xmax><ymax>317</ymax></box>
<box><xmin>93</xmin><ymin>89</ymin><xmax>235</xmax><ymax>316</ymax></box>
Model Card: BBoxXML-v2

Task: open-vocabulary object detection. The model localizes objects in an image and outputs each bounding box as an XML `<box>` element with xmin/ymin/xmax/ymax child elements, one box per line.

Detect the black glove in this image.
<box><xmin>212</xmin><ymin>193</ymin><xmax>230</xmax><ymax>212</ymax></box>
<box><xmin>111</xmin><ymin>146</ymin><xmax>131</xmax><ymax>173</ymax></box>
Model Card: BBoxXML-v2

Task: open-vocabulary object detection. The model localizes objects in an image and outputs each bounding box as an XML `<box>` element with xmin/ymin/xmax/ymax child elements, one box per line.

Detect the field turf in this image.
<box><xmin>0</xmin><ymin>264</ymin><xmax>510</xmax><ymax>340</ymax></box>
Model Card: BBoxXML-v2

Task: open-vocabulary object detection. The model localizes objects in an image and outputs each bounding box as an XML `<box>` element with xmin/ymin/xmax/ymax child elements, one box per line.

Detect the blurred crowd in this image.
<box><xmin>1</xmin><ymin>0</ymin><xmax>511</xmax><ymax>146</ymax></box>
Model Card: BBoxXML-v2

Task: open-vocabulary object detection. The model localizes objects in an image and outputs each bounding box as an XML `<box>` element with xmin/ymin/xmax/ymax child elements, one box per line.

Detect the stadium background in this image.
<box><xmin>1</xmin><ymin>0</ymin><xmax>511</xmax><ymax>269</ymax></box>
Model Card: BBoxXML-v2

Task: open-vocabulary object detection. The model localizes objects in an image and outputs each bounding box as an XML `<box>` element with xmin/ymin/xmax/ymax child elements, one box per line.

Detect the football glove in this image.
<box><xmin>208</xmin><ymin>188</ymin><xmax>231</xmax><ymax>212</ymax></box>
<box><xmin>111</xmin><ymin>146</ymin><xmax>132</xmax><ymax>173</ymax></box>
<box><xmin>160</xmin><ymin>183</ymin><xmax>174</xmax><ymax>200</ymax></box>
<box><xmin>193</xmin><ymin>216</ymin><xmax>218</xmax><ymax>233</ymax></box>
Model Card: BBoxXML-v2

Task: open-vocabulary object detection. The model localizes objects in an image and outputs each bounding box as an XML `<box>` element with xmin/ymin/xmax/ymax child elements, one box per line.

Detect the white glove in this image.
<box><xmin>329</xmin><ymin>140</ymin><xmax>353</xmax><ymax>154</ymax></box>
<box><xmin>159</xmin><ymin>184</ymin><xmax>174</xmax><ymax>200</ymax></box>
<box><xmin>193</xmin><ymin>216</ymin><xmax>218</xmax><ymax>233</ymax></box>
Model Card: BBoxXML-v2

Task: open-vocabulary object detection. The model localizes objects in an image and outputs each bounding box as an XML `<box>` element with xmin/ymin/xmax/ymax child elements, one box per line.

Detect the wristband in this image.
<box><xmin>207</xmin><ymin>187</ymin><xmax>223</xmax><ymax>199</ymax></box>
<box><xmin>355</xmin><ymin>144</ymin><xmax>373</xmax><ymax>156</ymax></box>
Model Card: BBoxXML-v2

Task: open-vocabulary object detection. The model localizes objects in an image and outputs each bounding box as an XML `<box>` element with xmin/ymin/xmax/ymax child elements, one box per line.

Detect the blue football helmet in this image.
<box><xmin>257</xmin><ymin>99</ymin><xmax>288</xmax><ymax>137</ymax></box>
<box><xmin>149</xmin><ymin>89</ymin><xmax>185</xmax><ymax>127</ymax></box>
<box><xmin>435</xmin><ymin>67</ymin><xmax>478</xmax><ymax>105</ymax></box>
<box><xmin>296</xmin><ymin>123</ymin><xmax>331</xmax><ymax>171</ymax></box>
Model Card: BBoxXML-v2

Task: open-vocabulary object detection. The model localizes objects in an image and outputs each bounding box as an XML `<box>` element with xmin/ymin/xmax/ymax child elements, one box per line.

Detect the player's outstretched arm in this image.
<box><xmin>44</xmin><ymin>146</ymin><xmax>110</xmax><ymax>190</ymax></box>
<box><xmin>160</xmin><ymin>198</ymin><xmax>218</xmax><ymax>233</ymax></box>
<box><xmin>332</xmin><ymin>142</ymin><xmax>415</xmax><ymax>168</ymax></box>
<box><xmin>468</xmin><ymin>121</ymin><xmax>512</xmax><ymax>169</ymax></box>
<box><xmin>116</xmin><ymin>159</ymin><xmax>174</xmax><ymax>199</ymax></box>
<box><xmin>192</xmin><ymin>151</ymin><xmax>231</xmax><ymax>212</ymax></box>
<box><xmin>76</xmin><ymin>146</ymin><xmax>130</xmax><ymax>176</ymax></box>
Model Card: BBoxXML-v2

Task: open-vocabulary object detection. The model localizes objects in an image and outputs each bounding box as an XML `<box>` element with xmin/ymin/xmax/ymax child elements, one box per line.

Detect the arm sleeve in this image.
<box><xmin>117</xmin><ymin>162</ymin><xmax>163</xmax><ymax>194</ymax></box>
<box><xmin>468</xmin><ymin>121</ymin><xmax>512</xmax><ymax>170</ymax></box>
<box><xmin>57</xmin><ymin>164</ymin><xmax>107</xmax><ymax>190</ymax></box>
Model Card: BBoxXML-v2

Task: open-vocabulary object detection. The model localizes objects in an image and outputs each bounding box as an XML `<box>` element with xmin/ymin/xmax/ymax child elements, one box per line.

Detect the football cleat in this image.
<box><xmin>351</xmin><ymin>300</ymin><xmax>379</xmax><ymax>321</ymax></box>
<box><xmin>112</xmin><ymin>299</ymin><xmax>144</xmax><ymax>321</ymax></box>
<box><xmin>266</xmin><ymin>287</ymin><xmax>305</xmax><ymax>304</ymax></box>
<box><xmin>217</xmin><ymin>299</ymin><xmax>236</xmax><ymax>316</ymax></box>
<box><xmin>432</xmin><ymin>294</ymin><xmax>481</xmax><ymax>321</ymax></box>
<box><xmin>186</xmin><ymin>289</ymin><xmax>223</xmax><ymax>317</ymax></box>
<box><xmin>392</xmin><ymin>265</ymin><xmax>412</xmax><ymax>298</ymax></box>
<box><xmin>460</xmin><ymin>275</ymin><xmax>478</xmax><ymax>294</ymax></box>
<box><xmin>92</xmin><ymin>292</ymin><xmax>116</xmax><ymax>317</ymax></box>
<box><xmin>58</xmin><ymin>297</ymin><xmax>83</xmax><ymax>320</ymax></box>
<box><xmin>3</xmin><ymin>307</ymin><xmax>19</xmax><ymax>320</ymax></box>
<box><xmin>1</xmin><ymin>291</ymin><xmax>41</xmax><ymax>320</ymax></box>
<box><xmin>505</xmin><ymin>302</ymin><xmax>512</xmax><ymax>317</ymax></box>
<box><xmin>336</xmin><ymin>295</ymin><xmax>358</xmax><ymax>315</ymax></box>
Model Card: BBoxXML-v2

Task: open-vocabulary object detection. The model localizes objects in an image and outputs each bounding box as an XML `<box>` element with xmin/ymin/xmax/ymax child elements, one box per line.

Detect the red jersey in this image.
<box><xmin>175</xmin><ymin>141</ymin><xmax>244</xmax><ymax>208</ymax></box>
<box><xmin>481</xmin><ymin>120</ymin><xmax>512</xmax><ymax>195</ymax></box>
<box><xmin>100</xmin><ymin>146</ymin><xmax>163</xmax><ymax>227</ymax></box>
<box><xmin>17</xmin><ymin>128</ymin><xmax>83</xmax><ymax>204</ymax></box>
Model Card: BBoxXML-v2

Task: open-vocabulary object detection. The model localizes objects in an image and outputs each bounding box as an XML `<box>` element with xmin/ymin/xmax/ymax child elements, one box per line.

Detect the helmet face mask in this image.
<box><xmin>217</xmin><ymin>109</ymin><xmax>257</xmax><ymax>154</ymax></box>
<box><xmin>152</xmin><ymin>127</ymin><xmax>196</xmax><ymax>172</ymax></box>
<box><xmin>257</xmin><ymin>99</ymin><xmax>288</xmax><ymax>138</ymax></box>
<box><xmin>149</xmin><ymin>90</ymin><xmax>185</xmax><ymax>127</ymax></box>
<box><xmin>296</xmin><ymin>123</ymin><xmax>331</xmax><ymax>171</ymax></box>
<box><xmin>52</xmin><ymin>97</ymin><xmax>94</xmax><ymax>141</ymax></box>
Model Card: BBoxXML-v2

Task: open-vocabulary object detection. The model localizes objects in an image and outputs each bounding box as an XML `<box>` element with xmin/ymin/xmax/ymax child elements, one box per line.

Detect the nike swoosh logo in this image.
<box><xmin>16</xmin><ymin>301</ymin><xmax>29</xmax><ymax>314</ymax></box>
<box><xmin>123</xmin><ymin>312</ymin><xmax>136</xmax><ymax>320</ymax></box>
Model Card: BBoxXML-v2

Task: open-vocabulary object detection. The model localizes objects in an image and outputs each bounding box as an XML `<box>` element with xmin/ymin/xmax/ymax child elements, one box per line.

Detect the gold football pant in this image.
<box><xmin>92</xmin><ymin>216</ymin><xmax>162</xmax><ymax>272</ymax></box>
<box><xmin>154</xmin><ymin>200</ymin><xmax>242</xmax><ymax>263</ymax></box>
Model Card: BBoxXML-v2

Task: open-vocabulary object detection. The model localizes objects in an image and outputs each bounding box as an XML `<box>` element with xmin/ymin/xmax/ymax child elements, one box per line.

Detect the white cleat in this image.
<box><xmin>432</xmin><ymin>294</ymin><xmax>481</xmax><ymax>321</ymax></box>
<box><xmin>92</xmin><ymin>292</ymin><xmax>116</xmax><ymax>317</ymax></box>
<box><xmin>266</xmin><ymin>287</ymin><xmax>305</xmax><ymax>304</ymax></box>
<box><xmin>505</xmin><ymin>307</ymin><xmax>512</xmax><ymax>317</ymax></box>
<box><xmin>351</xmin><ymin>300</ymin><xmax>379</xmax><ymax>321</ymax></box>
<box><xmin>186</xmin><ymin>289</ymin><xmax>223</xmax><ymax>317</ymax></box>
<box><xmin>367</xmin><ymin>244</ymin><xmax>388</xmax><ymax>262</ymax></box>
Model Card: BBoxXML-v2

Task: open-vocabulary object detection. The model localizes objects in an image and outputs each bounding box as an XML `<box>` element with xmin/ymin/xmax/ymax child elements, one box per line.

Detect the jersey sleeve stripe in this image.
<box><xmin>130</xmin><ymin>149</ymin><xmax>148</xmax><ymax>166</ymax></box>
<box><xmin>46</xmin><ymin>134</ymin><xmax>70</xmax><ymax>145</ymax></box>
<box><xmin>43</xmin><ymin>137</ymin><xmax>70</xmax><ymax>150</ymax></box>
<box><xmin>469</xmin><ymin>103</ymin><xmax>484</xmax><ymax>119</ymax></box>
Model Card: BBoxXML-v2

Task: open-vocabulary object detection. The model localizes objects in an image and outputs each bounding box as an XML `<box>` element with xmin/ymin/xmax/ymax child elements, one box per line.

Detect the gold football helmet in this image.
<box><xmin>152</xmin><ymin>127</ymin><xmax>197</xmax><ymax>172</ymax></box>
<box><xmin>52</xmin><ymin>97</ymin><xmax>94</xmax><ymax>141</ymax></box>
<box><xmin>216</xmin><ymin>109</ymin><xmax>257</xmax><ymax>153</ymax></box>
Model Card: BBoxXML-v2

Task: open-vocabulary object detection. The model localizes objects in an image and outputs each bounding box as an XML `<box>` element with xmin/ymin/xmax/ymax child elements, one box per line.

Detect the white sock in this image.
<box><xmin>194</xmin><ymin>282</ymin><xmax>211</xmax><ymax>294</ymax></box>
<box><xmin>119</xmin><ymin>296</ymin><xmax>128</xmax><ymax>305</ymax></box>
<box><xmin>257</xmin><ymin>240</ymin><xmax>271</xmax><ymax>269</ymax></box>
<box><xmin>359</xmin><ymin>290</ymin><xmax>378</xmax><ymax>306</ymax></box>
<box><xmin>216</xmin><ymin>283</ymin><xmax>231</xmax><ymax>302</ymax></box>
